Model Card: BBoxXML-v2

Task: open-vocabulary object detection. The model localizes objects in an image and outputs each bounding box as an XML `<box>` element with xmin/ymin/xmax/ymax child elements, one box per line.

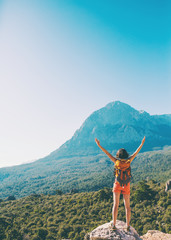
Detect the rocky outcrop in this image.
<box><xmin>141</xmin><ymin>230</ymin><xmax>171</xmax><ymax>239</ymax></box>
<box><xmin>85</xmin><ymin>220</ymin><xmax>141</xmax><ymax>240</ymax></box>
<box><xmin>165</xmin><ymin>179</ymin><xmax>171</xmax><ymax>192</ymax></box>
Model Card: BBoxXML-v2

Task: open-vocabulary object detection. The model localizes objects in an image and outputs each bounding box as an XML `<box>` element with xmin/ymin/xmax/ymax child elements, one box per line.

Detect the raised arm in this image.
<box><xmin>95</xmin><ymin>138</ymin><xmax>117</xmax><ymax>163</ymax></box>
<box><xmin>129</xmin><ymin>136</ymin><xmax>145</xmax><ymax>162</ymax></box>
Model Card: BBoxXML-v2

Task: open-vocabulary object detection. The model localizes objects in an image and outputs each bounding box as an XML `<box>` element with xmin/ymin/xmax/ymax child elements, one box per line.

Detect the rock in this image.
<box><xmin>165</xmin><ymin>179</ymin><xmax>171</xmax><ymax>192</ymax></box>
<box><xmin>141</xmin><ymin>230</ymin><xmax>171</xmax><ymax>240</ymax></box>
<box><xmin>87</xmin><ymin>220</ymin><xmax>141</xmax><ymax>240</ymax></box>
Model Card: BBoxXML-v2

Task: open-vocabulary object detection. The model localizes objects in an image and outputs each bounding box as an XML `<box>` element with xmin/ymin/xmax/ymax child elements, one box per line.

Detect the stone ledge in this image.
<box><xmin>86</xmin><ymin>220</ymin><xmax>141</xmax><ymax>240</ymax></box>
<box><xmin>141</xmin><ymin>230</ymin><xmax>171</xmax><ymax>240</ymax></box>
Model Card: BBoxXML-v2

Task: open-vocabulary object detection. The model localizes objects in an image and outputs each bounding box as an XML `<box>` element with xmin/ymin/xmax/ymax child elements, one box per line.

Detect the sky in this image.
<box><xmin>0</xmin><ymin>0</ymin><xmax>171</xmax><ymax>168</ymax></box>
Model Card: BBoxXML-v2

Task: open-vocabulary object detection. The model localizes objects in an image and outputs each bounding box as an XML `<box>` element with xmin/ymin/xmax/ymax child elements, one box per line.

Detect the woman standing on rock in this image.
<box><xmin>95</xmin><ymin>137</ymin><xmax>145</xmax><ymax>231</ymax></box>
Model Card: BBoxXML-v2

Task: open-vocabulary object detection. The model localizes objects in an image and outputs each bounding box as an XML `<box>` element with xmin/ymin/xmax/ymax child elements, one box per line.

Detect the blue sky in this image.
<box><xmin>0</xmin><ymin>0</ymin><xmax>170</xmax><ymax>167</ymax></box>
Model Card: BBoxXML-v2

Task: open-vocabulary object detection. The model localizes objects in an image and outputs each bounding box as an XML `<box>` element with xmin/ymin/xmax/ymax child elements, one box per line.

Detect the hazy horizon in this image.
<box><xmin>0</xmin><ymin>0</ymin><xmax>170</xmax><ymax>168</ymax></box>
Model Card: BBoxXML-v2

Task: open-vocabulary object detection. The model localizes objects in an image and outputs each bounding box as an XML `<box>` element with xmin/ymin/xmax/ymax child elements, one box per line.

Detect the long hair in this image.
<box><xmin>116</xmin><ymin>148</ymin><xmax>129</xmax><ymax>159</ymax></box>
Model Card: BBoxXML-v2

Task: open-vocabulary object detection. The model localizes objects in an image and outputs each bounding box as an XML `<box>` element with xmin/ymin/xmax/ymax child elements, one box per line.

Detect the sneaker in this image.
<box><xmin>127</xmin><ymin>226</ymin><xmax>130</xmax><ymax>231</ymax></box>
<box><xmin>110</xmin><ymin>223</ymin><xmax>117</xmax><ymax>231</ymax></box>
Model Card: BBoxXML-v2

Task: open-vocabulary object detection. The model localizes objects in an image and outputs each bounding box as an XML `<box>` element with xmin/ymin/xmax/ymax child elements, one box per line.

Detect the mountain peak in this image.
<box><xmin>105</xmin><ymin>100</ymin><xmax>131</xmax><ymax>109</ymax></box>
<box><xmin>50</xmin><ymin>100</ymin><xmax>171</xmax><ymax>158</ymax></box>
<box><xmin>105</xmin><ymin>101</ymin><xmax>149</xmax><ymax>115</ymax></box>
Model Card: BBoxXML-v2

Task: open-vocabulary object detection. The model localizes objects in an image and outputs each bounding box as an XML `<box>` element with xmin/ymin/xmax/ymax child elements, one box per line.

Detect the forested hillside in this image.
<box><xmin>0</xmin><ymin>147</ymin><xmax>170</xmax><ymax>199</ymax></box>
<box><xmin>0</xmin><ymin>180</ymin><xmax>170</xmax><ymax>240</ymax></box>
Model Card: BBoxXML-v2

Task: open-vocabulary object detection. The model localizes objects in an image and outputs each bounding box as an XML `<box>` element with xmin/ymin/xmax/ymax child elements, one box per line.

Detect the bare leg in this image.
<box><xmin>123</xmin><ymin>194</ymin><xmax>131</xmax><ymax>227</ymax></box>
<box><xmin>112</xmin><ymin>192</ymin><xmax>120</xmax><ymax>226</ymax></box>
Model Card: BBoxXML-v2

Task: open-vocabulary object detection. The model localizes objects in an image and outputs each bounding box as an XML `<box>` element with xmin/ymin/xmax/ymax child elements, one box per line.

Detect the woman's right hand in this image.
<box><xmin>142</xmin><ymin>136</ymin><xmax>146</xmax><ymax>144</ymax></box>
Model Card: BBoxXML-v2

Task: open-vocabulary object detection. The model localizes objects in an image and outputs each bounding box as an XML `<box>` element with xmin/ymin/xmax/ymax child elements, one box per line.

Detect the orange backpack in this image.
<box><xmin>114</xmin><ymin>159</ymin><xmax>132</xmax><ymax>186</ymax></box>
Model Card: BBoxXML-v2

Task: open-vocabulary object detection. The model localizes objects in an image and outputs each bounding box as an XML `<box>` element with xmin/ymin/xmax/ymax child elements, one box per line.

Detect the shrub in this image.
<box><xmin>37</xmin><ymin>228</ymin><xmax>48</xmax><ymax>240</ymax></box>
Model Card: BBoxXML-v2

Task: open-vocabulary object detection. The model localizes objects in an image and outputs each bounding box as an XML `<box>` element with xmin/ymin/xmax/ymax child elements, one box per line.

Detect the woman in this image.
<box><xmin>95</xmin><ymin>136</ymin><xmax>145</xmax><ymax>231</ymax></box>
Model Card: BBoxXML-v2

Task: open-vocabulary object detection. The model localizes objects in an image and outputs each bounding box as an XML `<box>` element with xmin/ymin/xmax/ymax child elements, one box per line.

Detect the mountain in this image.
<box><xmin>0</xmin><ymin>101</ymin><xmax>171</xmax><ymax>199</ymax></box>
<box><xmin>47</xmin><ymin>101</ymin><xmax>171</xmax><ymax>159</ymax></box>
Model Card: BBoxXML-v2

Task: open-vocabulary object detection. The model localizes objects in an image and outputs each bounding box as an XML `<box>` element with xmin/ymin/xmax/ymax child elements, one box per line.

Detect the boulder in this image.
<box><xmin>165</xmin><ymin>179</ymin><xmax>171</xmax><ymax>192</ymax></box>
<box><xmin>141</xmin><ymin>230</ymin><xmax>171</xmax><ymax>240</ymax></box>
<box><xmin>85</xmin><ymin>220</ymin><xmax>141</xmax><ymax>240</ymax></box>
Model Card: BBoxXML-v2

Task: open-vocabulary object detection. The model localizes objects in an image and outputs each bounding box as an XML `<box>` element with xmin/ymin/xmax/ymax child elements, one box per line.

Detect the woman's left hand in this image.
<box><xmin>95</xmin><ymin>138</ymin><xmax>100</xmax><ymax>146</ymax></box>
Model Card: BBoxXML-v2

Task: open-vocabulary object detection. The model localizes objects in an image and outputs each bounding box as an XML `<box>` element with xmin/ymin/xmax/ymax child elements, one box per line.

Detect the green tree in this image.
<box><xmin>133</xmin><ymin>181</ymin><xmax>156</xmax><ymax>203</ymax></box>
<box><xmin>6</xmin><ymin>229</ymin><xmax>22</xmax><ymax>240</ymax></box>
<box><xmin>37</xmin><ymin>228</ymin><xmax>48</xmax><ymax>240</ymax></box>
